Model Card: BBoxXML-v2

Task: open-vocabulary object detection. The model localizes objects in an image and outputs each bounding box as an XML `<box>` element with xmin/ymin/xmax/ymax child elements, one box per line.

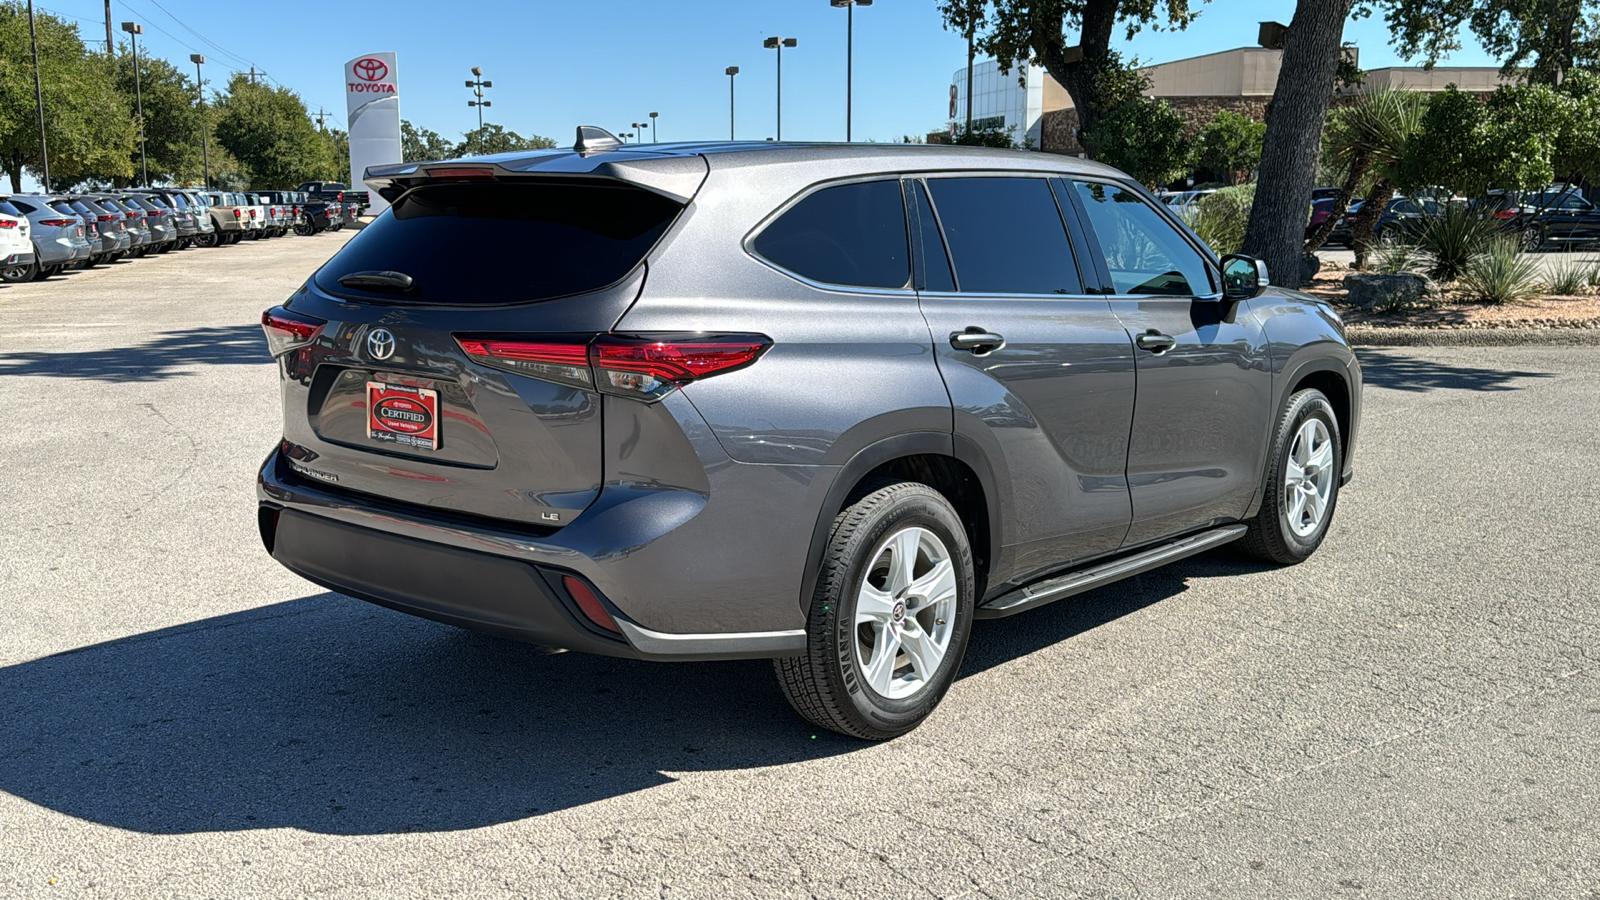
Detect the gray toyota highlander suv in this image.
<box><xmin>258</xmin><ymin>131</ymin><xmax>1361</xmax><ymax>739</ymax></box>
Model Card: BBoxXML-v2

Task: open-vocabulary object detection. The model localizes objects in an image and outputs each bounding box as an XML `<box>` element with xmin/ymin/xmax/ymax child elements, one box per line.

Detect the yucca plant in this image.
<box><xmin>1589</xmin><ymin>261</ymin><xmax>1600</xmax><ymax>289</ymax></box>
<box><xmin>1460</xmin><ymin>239</ymin><xmax>1543</xmax><ymax>305</ymax></box>
<box><xmin>1543</xmin><ymin>254</ymin><xmax>1593</xmax><ymax>295</ymax></box>
<box><xmin>1367</xmin><ymin>240</ymin><xmax>1433</xmax><ymax>277</ymax></box>
<box><xmin>1403</xmin><ymin>203</ymin><xmax>1499</xmax><ymax>283</ymax></box>
<box><xmin>1188</xmin><ymin>184</ymin><xmax>1255</xmax><ymax>257</ymax></box>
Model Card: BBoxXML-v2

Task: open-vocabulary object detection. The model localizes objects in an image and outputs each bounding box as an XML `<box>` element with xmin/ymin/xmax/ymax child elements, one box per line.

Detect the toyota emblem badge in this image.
<box><xmin>367</xmin><ymin>328</ymin><xmax>396</xmax><ymax>361</ymax></box>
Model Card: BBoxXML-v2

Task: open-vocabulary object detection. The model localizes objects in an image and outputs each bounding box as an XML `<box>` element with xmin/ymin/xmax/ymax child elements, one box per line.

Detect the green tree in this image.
<box><xmin>950</xmin><ymin>121</ymin><xmax>1020</xmax><ymax>147</ymax></box>
<box><xmin>1084</xmin><ymin>97</ymin><xmax>1193</xmax><ymax>188</ymax></box>
<box><xmin>1378</xmin><ymin>0</ymin><xmax>1599</xmax><ymax>85</ymax></box>
<box><xmin>937</xmin><ymin>0</ymin><xmax>1202</xmax><ymax>159</ymax></box>
<box><xmin>1195</xmin><ymin>110</ymin><xmax>1266</xmax><ymax>185</ymax></box>
<box><xmin>402</xmin><ymin>119</ymin><xmax>454</xmax><ymax>162</ymax></box>
<box><xmin>0</xmin><ymin>4</ymin><xmax>134</xmax><ymax>192</ymax></box>
<box><xmin>111</xmin><ymin>49</ymin><xmax>204</xmax><ymax>185</ymax></box>
<box><xmin>453</xmin><ymin>123</ymin><xmax>556</xmax><ymax>157</ymax></box>
<box><xmin>319</xmin><ymin>127</ymin><xmax>349</xmax><ymax>184</ymax></box>
<box><xmin>1398</xmin><ymin>83</ymin><xmax>1590</xmax><ymax>198</ymax></box>
<box><xmin>213</xmin><ymin>74</ymin><xmax>334</xmax><ymax>187</ymax></box>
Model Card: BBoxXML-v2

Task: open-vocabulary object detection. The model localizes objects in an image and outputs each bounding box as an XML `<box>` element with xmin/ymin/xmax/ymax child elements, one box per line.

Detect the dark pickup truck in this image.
<box><xmin>296</xmin><ymin>181</ymin><xmax>368</xmax><ymax>224</ymax></box>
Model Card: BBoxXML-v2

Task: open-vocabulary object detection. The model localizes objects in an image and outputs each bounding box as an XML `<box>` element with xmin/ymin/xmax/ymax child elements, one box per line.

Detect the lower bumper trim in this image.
<box><xmin>615</xmin><ymin>621</ymin><xmax>805</xmax><ymax>659</ymax></box>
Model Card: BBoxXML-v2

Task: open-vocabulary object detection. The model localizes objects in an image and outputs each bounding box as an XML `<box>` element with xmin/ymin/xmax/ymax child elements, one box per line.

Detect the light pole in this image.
<box><xmin>26</xmin><ymin>1</ymin><xmax>49</xmax><ymax>192</ymax></box>
<box><xmin>830</xmin><ymin>0</ymin><xmax>871</xmax><ymax>142</ymax></box>
<box><xmin>191</xmin><ymin>54</ymin><xmax>210</xmax><ymax>190</ymax></box>
<box><xmin>466</xmin><ymin>66</ymin><xmax>492</xmax><ymax>153</ymax></box>
<box><xmin>763</xmin><ymin>36</ymin><xmax>797</xmax><ymax>141</ymax></box>
<box><xmin>121</xmin><ymin>22</ymin><xmax>147</xmax><ymax>186</ymax></box>
<box><xmin>725</xmin><ymin>67</ymin><xmax>739</xmax><ymax>140</ymax></box>
<box><xmin>633</xmin><ymin>121</ymin><xmax>649</xmax><ymax>143</ymax></box>
<box><xmin>649</xmin><ymin>111</ymin><xmax>659</xmax><ymax>143</ymax></box>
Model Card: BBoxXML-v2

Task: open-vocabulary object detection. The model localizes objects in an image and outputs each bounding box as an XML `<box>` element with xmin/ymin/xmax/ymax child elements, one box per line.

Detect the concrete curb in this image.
<box><xmin>1348</xmin><ymin>326</ymin><xmax>1600</xmax><ymax>347</ymax></box>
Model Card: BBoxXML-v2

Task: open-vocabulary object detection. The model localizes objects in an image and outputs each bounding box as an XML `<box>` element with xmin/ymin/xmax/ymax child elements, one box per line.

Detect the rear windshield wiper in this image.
<box><xmin>338</xmin><ymin>270</ymin><xmax>415</xmax><ymax>292</ymax></box>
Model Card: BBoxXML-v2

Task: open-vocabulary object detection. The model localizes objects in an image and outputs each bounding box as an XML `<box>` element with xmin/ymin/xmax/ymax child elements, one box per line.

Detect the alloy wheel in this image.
<box><xmin>854</xmin><ymin>526</ymin><xmax>959</xmax><ymax>700</ymax></box>
<box><xmin>1284</xmin><ymin>418</ymin><xmax>1335</xmax><ymax>537</ymax></box>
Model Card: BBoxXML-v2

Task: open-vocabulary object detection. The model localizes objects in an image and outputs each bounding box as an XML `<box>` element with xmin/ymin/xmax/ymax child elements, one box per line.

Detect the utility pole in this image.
<box><xmin>315</xmin><ymin>108</ymin><xmax>327</xmax><ymax>131</ymax></box>
<box><xmin>103</xmin><ymin>0</ymin><xmax>113</xmax><ymax>57</ymax></box>
<box><xmin>249</xmin><ymin>66</ymin><xmax>257</xmax><ymax>84</ymax></box>
<box><xmin>965</xmin><ymin>30</ymin><xmax>974</xmax><ymax>134</ymax></box>
<box><xmin>27</xmin><ymin>0</ymin><xmax>50</xmax><ymax>192</ymax></box>
<box><xmin>192</xmin><ymin>54</ymin><xmax>209</xmax><ymax>190</ymax></box>
<box><xmin>122</xmin><ymin>22</ymin><xmax>146</xmax><ymax>185</ymax></box>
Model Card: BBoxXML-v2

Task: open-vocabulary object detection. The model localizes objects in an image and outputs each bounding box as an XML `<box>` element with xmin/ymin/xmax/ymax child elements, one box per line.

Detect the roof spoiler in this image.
<box><xmin>574</xmin><ymin>125</ymin><xmax>623</xmax><ymax>154</ymax></box>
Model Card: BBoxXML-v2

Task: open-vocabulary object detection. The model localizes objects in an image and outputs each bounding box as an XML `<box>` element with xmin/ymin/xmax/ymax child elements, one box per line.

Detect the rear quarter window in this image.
<box><xmin>751</xmin><ymin>179</ymin><xmax>909</xmax><ymax>290</ymax></box>
<box><xmin>0</xmin><ymin>200</ymin><xmax>21</xmax><ymax>216</ymax></box>
<box><xmin>316</xmin><ymin>181</ymin><xmax>683</xmax><ymax>305</ymax></box>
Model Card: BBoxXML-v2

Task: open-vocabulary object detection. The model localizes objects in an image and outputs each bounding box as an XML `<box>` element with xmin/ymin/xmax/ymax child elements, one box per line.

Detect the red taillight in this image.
<box><xmin>261</xmin><ymin>306</ymin><xmax>327</xmax><ymax>357</ymax></box>
<box><xmin>250</xmin><ymin>209</ymin><xmax>257</xmax><ymax>218</ymax></box>
<box><xmin>562</xmin><ymin>575</ymin><xmax>619</xmax><ymax>634</ymax></box>
<box><xmin>591</xmin><ymin>335</ymin><xmax>771</xmax><ymax>399</ymax></box>
<box><xmin>426</xmin><ymin>167</ymin><xmax>496</xmax><ymax>181</ymax></box>
<box><xmin>147</xmin><ymin>209</ymin><xmax>165</xmax><ymax>216</ymax></box>
<box><xmin>98</xmin><ymin>214</ymin><xmax>117</xmax><ymax>221</ymax></box>
<box><xmin>123</xmin><ymin>212</ymin><xmax>137</xmax><ymax>219</ymax></box>
<box><xmin>270</xmin><ymin>208</ymin><xmax>277</xmax><ymax>215</ymax></box>
<box><xmin>1493</xmin><ymin>209</ymin><xmax>1516</xmax><ymax>220</ymax></box>
<box><xmin>233</xmin><ymin>208</ymin><xmax>241</xmax><ymax>218</ymax></box>
<box><xmin>0</xmin><ymin>219</ymin><xmax>15</xmax><ymax>229</ymax></box>
<box><xmin>457</xmin><ymin>338</ymin><xmax>594</xmax><ymax>386</ymax></box>
<box><xmin>39</xmin><ymin>218</ymin><xmax>74</xmax><ymax>227</ymax></box>
<box><xmin>455</xmin><ymin>333</ymin><xmax>771</xmax><ymax>401</ymax></box>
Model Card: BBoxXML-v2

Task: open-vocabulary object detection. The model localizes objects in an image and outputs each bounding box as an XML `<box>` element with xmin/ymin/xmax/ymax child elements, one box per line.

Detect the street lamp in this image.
<box><xmin>649</xmin><ymin>111</ymin><xmax>659</xmax><ymax>143</ymax></box>
<box><xmin>829</xmin><ymin>0</ymin><xmax>871</xmax><ymax>142</ymax></box>
<box><xmin>724</xmin><ymin>67</ymin><xmax>738</xmax><ymax>140</ymax></box>
<box><xmin>121</xmin><ymin>22</ymin><xmax>146</xmax><ymax>186</ymax></box>
<box><xmin>633</xmin><ymin>121</ymin><xmax>649</xmax><ymax>143</ymax></box>
<box><xmin>763</xmin><ymin>36</ymin><xmax>797</xmax><ymax>141</ymax></box>
<box><xmin>191</xmin><ymin>54</ymin><xmax>210</xmax><ymax>190</ymax></box>
<box><xmin>25</xmin><ymin>1</ymin><xmax>49</xmax><ymax>192</ymax></box>
<box><xmin>466</xmin><ymin>66</ymin><xmax>492</xmax><ymax>153</ymax></box>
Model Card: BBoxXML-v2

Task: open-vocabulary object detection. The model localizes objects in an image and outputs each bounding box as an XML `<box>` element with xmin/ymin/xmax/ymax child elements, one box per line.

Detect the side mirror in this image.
<box><xmin>1220</xmin><ymin>254</ymin><xmax>1269</xmax><ymax>301</ymax></box>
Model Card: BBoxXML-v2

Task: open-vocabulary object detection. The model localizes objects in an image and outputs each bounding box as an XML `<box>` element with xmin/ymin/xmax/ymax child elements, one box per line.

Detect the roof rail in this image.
<box><xmin>574</xmin><ymin>125</ymin><xmax>623</xmax><ymax>154</ymax></box>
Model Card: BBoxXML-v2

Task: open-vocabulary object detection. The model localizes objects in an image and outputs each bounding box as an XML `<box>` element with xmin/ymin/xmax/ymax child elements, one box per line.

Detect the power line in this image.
<box><xmin>133</xmin><ymin>0</ymin><xmax>260</xmax><ymax>73</ymax></box>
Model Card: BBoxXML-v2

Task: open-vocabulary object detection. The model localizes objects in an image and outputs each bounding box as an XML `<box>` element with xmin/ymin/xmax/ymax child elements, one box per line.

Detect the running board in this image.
<box><xmin>975</xmin><ymin>524</ymin><xmax>1248</xmax><ymax>619</ymax></box>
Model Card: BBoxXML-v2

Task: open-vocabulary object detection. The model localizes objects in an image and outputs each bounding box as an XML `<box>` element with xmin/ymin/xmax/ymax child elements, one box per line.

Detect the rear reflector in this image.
<box><xmin>455</xmin><ymin>333</ymin><xmax>771</xmax><ymax>401</ymax></box>
<box><xmin>261</xmin><ymin>306</ymin><xmax>327</xmax><ymax>357</ymax></box>
<box><xmin>562</xmin><ymin>575</ymin><xmax>620</xmax><ymax>633</ymax></box>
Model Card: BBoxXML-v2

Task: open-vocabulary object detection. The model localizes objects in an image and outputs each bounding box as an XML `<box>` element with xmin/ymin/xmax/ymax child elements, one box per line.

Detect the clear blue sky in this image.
<box><xmin>37</xmin><ymin>0</ymin><xmax>1496</xmax><ymax>149</ymax></box>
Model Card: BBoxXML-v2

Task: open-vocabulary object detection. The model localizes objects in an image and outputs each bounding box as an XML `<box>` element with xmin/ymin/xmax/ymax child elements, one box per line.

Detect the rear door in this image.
<box><xmin>272</xmin><ymin>179</ymin><xmax>686</xmax><ymax>527</ymax></box>
<box><xmin>1063</xmin><ymin>178</ymin><xmax>1273</xmax><ymax>546</ymax></box>
<box><xmin>913</xmin><ymin>174</ymin><xmax>1136</xmax><ymax>583</ymax></box>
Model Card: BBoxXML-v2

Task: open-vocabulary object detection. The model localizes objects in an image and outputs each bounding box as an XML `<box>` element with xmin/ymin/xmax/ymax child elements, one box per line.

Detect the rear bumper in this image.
<box><xmin>257</xmin><ymin>449</ymin><xmax>807</xmax><ymax>661</ymax></box>
<box><xmin>2</xmin><ymin>250</ymin><xmax>32</xmax><ymax>266</ymax></box>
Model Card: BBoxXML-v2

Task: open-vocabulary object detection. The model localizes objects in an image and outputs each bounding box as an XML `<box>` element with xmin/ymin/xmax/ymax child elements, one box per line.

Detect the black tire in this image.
<box><xmin>1522</xmin><ymin>227</ymin><xmax>1545</xmax><ymax>252</ymax></box>
<box><xmin>1239</xmin><ymin>388</ymin><xmax>1343</xmax><ymax>565</ymax></box>
<box><xmin>195</xmin><ymin>232</ymin><xmax>217</xmax><ymax>248</ymax></box>
<box><xmin>1</xmin><ymin>258</ymin><xmax>38</xmax><ymax>283</ymax></box>
<box><xmin>774</xmin><ymin>481</ymin><xmax>976</xmax><ymax>740</ymax></box>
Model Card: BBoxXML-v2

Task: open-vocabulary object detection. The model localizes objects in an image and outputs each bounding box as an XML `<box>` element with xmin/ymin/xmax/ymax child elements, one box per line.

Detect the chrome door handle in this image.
<box><xmin>1135</xmin><ymin>330</ymin><xmax>1176</xmax><ymax>353</ymax></box>
<box><xmin>949</xmin><ymin>329</ymin><xmax>1005</xmax><ymax>354</ymax></box>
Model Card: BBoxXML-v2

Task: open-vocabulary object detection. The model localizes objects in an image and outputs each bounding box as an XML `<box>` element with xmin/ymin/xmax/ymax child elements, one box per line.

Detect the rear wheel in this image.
<box><xmin>1</xmin><ymin>259</ymin><xmax>38</xmax><ymax>283</ymax></box>
<box><xmin>1522</xmin><ymin>226</ymin><xmax>1545</xmax><ymax>252</ymax></box>
<box><xmin>1240</xmin><ymin>389</ymin><xmax>1343</xmax><ymax>565</ymax></box>
<box><xmin>195</xmin><ymin>232</ymin><xmax>217</xmax><ymax>248</ymax></box>
<box><xmin>774</xmin><ymin>481</ymin><xmax>975</xmax><ymax>740</ymax></box>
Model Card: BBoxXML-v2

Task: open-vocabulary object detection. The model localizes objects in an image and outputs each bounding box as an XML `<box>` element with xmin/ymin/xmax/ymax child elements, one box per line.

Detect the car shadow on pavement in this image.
<box><xmin>1356</xmin><ymin>349</ymin><xmax>1554</xmax><ymax>393</ymax></box>
<box><xmin>0</xmin><ymin>551</ymin><xmax>1260</xmax><ymax>836</ymax></box>
<box><xmin>0</xmin><ymin>324</ymin><xmax>267</xmax><ymax>381</ymax></box>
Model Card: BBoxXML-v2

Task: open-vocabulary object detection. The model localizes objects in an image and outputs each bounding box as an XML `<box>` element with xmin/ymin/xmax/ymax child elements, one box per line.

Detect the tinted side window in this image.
<box><xmin>908</xmin><ymin>180</ymin><xmax>955</xmax><ymax>292</ymax></box>
<box><xmin>753</xmin><ymin>180</ymin><xmax>909</xmax><ymax>289</ymax></box>
<box><xmin>1071</xmin><ymin>181</ymin><xmax>1211</xmax><ymax>297</ymax></box>
<box><xmin>925</xmin><ymin>177</ymin><xmax>1082</xmax><ymax>295</ymax></box>
<box><xmin>0</xmin><ymin>200</ymin><xmax>21</xmax><ymax>216</ymax></box>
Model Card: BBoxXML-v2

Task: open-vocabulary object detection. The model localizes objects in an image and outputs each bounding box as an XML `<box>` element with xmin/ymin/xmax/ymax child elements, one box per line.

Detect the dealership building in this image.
<box><xmin>945</xmin><ymin>46</ymin><xmax>1512</xmax><ymax>155</ymax></box>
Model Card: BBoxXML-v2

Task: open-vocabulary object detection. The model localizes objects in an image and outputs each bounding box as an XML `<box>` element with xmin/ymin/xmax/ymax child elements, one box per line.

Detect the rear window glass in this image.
<box><xmin>0</xmin><ymin>200</ymin><xmax>21</xmax><ymax>216</ymax></box>
<box><xmin>51</xmin><ymin>202</ymin><xmax>78</xmax><ymax>216</ymax></box>
<box><xmin>752</xmin><ymin>180</ymin><xmax>909</xmax><ymax>289</ymax></box>
<box><xmin>316</xmin><ymin>181</ymin><xmax>683</xmax><ymax>305</ymax></box>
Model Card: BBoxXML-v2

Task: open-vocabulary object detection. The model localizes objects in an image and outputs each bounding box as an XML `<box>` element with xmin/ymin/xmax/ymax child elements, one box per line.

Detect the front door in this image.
<box><xmin>1064</xmin><ymin>179</ymin><xmax>1274</xmax><ymax>547</ymax></box>
<box><xmin>910</xmin><ymin>175</ymin><xmax>1137</xmax><ymax>589</ymax></box>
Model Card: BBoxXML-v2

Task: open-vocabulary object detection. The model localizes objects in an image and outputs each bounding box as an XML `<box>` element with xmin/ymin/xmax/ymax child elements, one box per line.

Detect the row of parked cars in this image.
<box><xmin>0</xmin><ymin>187</ymin><xmax>364</xmax><ymax>284</ymax></box>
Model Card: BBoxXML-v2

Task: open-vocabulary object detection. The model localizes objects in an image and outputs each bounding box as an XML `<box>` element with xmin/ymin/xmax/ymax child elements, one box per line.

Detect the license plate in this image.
<box><xmin>367</xmin><ymin>381</ymin><xmax>439</xmax><ymax>450</ymax></box>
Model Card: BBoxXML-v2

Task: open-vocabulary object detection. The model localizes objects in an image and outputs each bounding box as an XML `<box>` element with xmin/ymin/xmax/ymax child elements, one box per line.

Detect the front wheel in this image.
<box><xmin>774</xmin><ymin>481</ymin><xmax>975</xmax><ymax>740</ymax></box>
<box><xmin>1522</xmin><ymin>227</ymin><xmax>1545</xmax><ymax>252</ymax></box>
<box><xmin>1239</xmin><ymin>389</ymin><xmax>1343</xmax><ymax>565</ymax></box>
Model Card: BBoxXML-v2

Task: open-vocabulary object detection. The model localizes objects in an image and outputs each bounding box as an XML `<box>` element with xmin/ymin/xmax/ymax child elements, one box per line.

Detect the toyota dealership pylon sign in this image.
<box><xmin>344</xmin><ymin>52</ymin><xmax>401</xmax><ymax>213</ymax></box>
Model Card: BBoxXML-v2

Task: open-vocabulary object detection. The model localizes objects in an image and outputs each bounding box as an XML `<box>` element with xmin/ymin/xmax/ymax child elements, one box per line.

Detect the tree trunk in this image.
<box><xmin>1304</xmin><ymin>152</ymin><xmax>1370</xmax><ymax>252</ymax></box>
<box><xmin>6</xmin><ymin>157</ymin><xmax>21</xmax><ymax>194</ymax></box>
<box><xmin>1033</xmin><ymin>0</ymin><xmax>1117</xmax><ymax>158</ymax></box>
<box><xmin>1240</xmin><ymin>0</ymin><xmax>1356</xmax><ymax>288</ymax></box>
<box><xmin>1349</xmin><ymin>179</ymin><xmax>1392</xmax><ymax>268</ymax></box>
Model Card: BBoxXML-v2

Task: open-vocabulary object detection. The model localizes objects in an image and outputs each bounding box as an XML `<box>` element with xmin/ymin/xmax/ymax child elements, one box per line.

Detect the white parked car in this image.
<box><xmin>0</xmin><ymin>194</ymin><xmax>38</xmax><ymax>283</ymax></box>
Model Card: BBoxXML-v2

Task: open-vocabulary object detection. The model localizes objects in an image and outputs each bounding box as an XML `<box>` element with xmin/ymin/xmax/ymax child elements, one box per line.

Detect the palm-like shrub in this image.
<box><xmin>1543</xmin><ymin>255</ymin><xmax>1594</xmax><ymax>295</ymax></box>
<box><xmin>1460</xmin><ymin>239</ymin><xmax>1543</xmax><ymax>304</ymax></box>
<box><xmin>1367</xmin><ymin>241</ymin><xmax>1434</xmax><ymax>277</ymax></box>
<box><xmin>1402</xmin><ymin>203</ymin><xmax>1499</xmax><ymax>282</ymax></box>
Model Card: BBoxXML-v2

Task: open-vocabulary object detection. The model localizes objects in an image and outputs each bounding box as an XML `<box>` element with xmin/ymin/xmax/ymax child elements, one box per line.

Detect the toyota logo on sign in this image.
<box><xmin>353</xmin><ymin>58</ymin><xmax>388</xmax><ymax>82</ymax></box>
<box><xmin>367</xmin><ymin>328</ymin><xmax>396</xmax><ymax>361</ymax></box>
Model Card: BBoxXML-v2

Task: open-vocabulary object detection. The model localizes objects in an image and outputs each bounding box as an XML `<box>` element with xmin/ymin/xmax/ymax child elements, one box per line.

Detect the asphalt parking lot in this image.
<box><xmin>2</xmin><ymin>235</ymin><xmax>1596</xmax><ymax>899</ymax></box>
